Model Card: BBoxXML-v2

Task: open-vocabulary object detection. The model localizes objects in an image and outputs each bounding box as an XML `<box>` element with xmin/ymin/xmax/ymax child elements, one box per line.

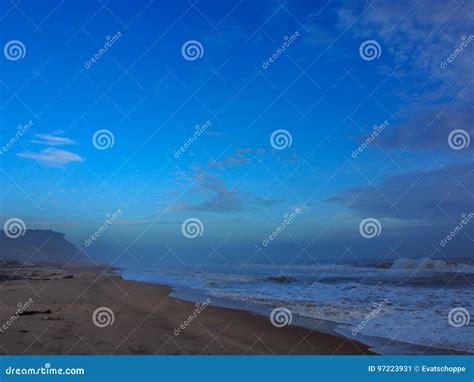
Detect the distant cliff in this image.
<box><xmin>0</xmin><ymin>229</ymin><xmax>88</xmax><ymax>265</ymax></box>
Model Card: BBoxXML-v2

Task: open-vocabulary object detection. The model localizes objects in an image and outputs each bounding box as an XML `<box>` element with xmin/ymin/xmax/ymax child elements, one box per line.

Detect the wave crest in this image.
<box><xmin>390</xmin><ymin>258</ymin><xmax>474</xmax><ymax>274</ymax></box>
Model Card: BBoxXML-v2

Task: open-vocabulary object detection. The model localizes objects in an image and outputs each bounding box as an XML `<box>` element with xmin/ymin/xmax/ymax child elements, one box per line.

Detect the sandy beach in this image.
<box><xmin>0</xmin><ymin>265</ymin><xmax>372</xmax><ymax>355</ymax></box>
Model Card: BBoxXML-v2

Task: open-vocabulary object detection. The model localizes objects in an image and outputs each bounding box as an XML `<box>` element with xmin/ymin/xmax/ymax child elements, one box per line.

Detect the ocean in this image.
<box><xmin>120</xmin><ymin>258</ymin><xmax>474</xmax><ymax>355</ymax></box>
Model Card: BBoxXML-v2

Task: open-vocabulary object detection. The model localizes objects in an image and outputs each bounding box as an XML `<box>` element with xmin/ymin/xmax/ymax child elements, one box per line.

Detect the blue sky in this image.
<box><xmin>1</xmin><ymin>0</ymin><xmax>472</xmax><ymax>267</ymax></box>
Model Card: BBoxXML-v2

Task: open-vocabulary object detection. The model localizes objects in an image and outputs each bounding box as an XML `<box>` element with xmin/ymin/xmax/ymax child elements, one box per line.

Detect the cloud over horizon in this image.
<box><xmin>30</xmin><ymin>132</ymin><xmax>76</xmax><ymax>146</ymax></box>
<box><xmin>17</xmin><ymin>148</ymin><xmax>84</xmax><ymax>167</ymax></box>
<box><xmin>327</xmin><ymin>163</ymin><xmax>474</xmax><ymax>222</ymax></box>
<box><xmin>17</xmin><ymin>132</ymin><xmax>83</xmax><ymax>167</ymax></box>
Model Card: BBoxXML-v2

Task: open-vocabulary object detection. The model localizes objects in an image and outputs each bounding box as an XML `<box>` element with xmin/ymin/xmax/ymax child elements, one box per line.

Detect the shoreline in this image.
<box><xmin>0</xmin><ymin>266</ymin><xmax>373</xmax><ymax>355</ymax></box>
<box><xmin>121</xmin><ymin>269</ymin><xmax>473</xmax><ymax>356</ymax></box>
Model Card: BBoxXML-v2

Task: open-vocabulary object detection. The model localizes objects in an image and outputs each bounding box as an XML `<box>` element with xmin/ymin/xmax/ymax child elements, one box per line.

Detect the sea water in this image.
<box><xmin>121</xmin><ymin>258</ymin><xmax>474</xmax><ymax>354</ymax></box>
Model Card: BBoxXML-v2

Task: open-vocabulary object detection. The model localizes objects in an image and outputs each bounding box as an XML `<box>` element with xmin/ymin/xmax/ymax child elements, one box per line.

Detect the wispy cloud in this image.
<box><xmin>206</xmin><ymin>148</ymin><xmax>265</xmax><ymax>169</ymax></box>
<box><xmin>17</xmin><ymin>148</ymin><xmax>84</xmax><ymax>167</ymax></box>
<box><xmin>31</xmin><ymin>132</ymin><xmax>75</xmax><ymax>146</ymax></box>
<box><xmin>172</xmin><ymin>147</ymin><xmax>285</xmax><ymax>213</ymax></box>
<box><xmin>255</xmin><ymin>197</ymin><xmax>282</xmax><ymax>207</ymax></box>
<box><xmin>327</xmin><ymin>163</ymin><xmax>473</xmax><ymax>222</ymax></box>
<box><xmin>379</xmin><ymin>103</ymin><xmax>473</xmax><ymax>152</ymax></box>
<box><xmin>338</xmin><ymin>1</ymin><xmax>473</xmax><ymax>154</ymax></box>
<box><xmin>338</xmin><ymin>1</ymin><xmax>472</xmax><ymax>78</ymax></box>
<box><xmin>113</xmin><ymin>219</ymin><xmax>152</xmax><ymax>225</ymax></box>
<box><xmin>18</xmin><ymin>132</ymin><xmax>82</xmax><ymax>167</ymax></box>
<box><xmin>172</xmin><ymin>172</ymin><xmax>244</xmax><ymax>213</ymax></box>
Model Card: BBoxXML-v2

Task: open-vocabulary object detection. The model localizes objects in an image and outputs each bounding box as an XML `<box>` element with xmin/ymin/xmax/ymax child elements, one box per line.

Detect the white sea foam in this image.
<box><xmin>121</xmin><ymin>259</ymin><xmax>474</xmax><ymax>354</ymax></box>
<box><xmin>389</xmin><ymin>257</ymin><xmax>474</xmax><ymax>274</ymax></box>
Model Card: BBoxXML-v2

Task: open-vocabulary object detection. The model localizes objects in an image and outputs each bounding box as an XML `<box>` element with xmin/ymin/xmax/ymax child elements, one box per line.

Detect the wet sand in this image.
<box><xmin>0</xmin><ymin>266</ymin><xmax>372</xmax><ymax>355</ymax></box>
